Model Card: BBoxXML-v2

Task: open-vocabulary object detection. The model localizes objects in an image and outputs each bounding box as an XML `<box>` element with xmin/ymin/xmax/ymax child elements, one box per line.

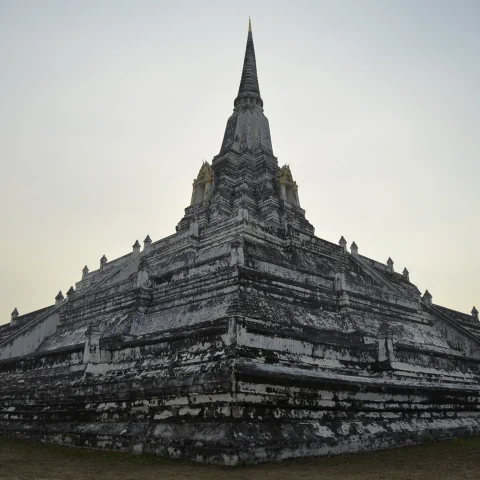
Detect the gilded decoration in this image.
<box><xmin>277</xmin><ymin>164</ymin><xmax>300</xmax><ymax>206</ymax></box>
<box><xmin>197</xmin><ymin>161</ymin><xmax>213</xmax><ymax>184</ymax></box>
<box><xmin>191</xmin><ymin>161</ymin><xmax>213</xmax><ymax>205</ymax></box>
<box><xmin>277</xmin><ymin>165</ymin><xmax>297</xmax><ymax>187</ymax></box>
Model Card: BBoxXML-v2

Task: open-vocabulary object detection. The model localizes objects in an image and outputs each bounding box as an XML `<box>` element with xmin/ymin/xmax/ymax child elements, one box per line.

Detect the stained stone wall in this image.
<box><xmin>1</xmin><ymin>23</ymin><xmax>479</xmax><ymax>465</ymax></box>
<box><xmin>1</xmin><ymin>214</ymin><xmax>480</xmax><ymax>465</ymax></box>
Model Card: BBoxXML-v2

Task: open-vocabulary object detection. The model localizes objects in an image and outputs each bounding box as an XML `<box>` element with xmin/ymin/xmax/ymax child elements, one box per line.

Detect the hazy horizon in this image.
<box><xmin>1</xmin><ymin>0</ymin><xmax>479</xmax><ymax>325</ymax></box>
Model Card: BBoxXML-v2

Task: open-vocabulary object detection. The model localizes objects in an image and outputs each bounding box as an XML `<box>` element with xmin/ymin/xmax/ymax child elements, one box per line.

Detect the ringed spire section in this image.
<box><xmin>235</xmin><ymin>18</ymin><xmax>263</xmax><ymax>109</ymax></box>
<box><xmin>220</xmin><ymin>19</ymin><xmax>273</xmax><ymax>155</ymax></box>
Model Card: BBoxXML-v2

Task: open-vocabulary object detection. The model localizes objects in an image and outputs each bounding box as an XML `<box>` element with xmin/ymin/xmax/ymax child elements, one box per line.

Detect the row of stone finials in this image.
<box><xmin>9</xmin><ymin>234</ymin><xmax>479</xmax><ymax>325</ymax></box>
<box><xmin>338</xmin><ymin>235</ymin><xmax>478</xmax><ymax>320</ymax></box>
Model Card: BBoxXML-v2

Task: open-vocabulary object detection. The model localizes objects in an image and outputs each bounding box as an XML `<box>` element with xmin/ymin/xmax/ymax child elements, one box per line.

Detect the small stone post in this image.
<box><xmin>132</xmin><ymin>240</ymin><xmax>141</xmax><ymax>255</ymax></box>
<box><xmin>422</xmin><ymin>290</ymin><xmax>432</xmax><ymax>306</ymax></box>
<box><xmin>55</xmin><ymin>291</ymin><xmax>64</xmax><ymax>306</ymax></box>
<box><xmin>350</xmin><ymin>241</ymin><xmax>358</xmax><ymax>256</ymax></box>
<box><xmin>66</xmin><ymin>286</ymin><xmax>75</xmax><ymax>300</ymax></box>
<box><xmin>339</xmin><ymin>236</ymin><xmax>347</xmax><ymax>253</ymax></box>
<box><xmin>143</xmin><ymin>235</ymin><xmax>152</xmax><ymax>253</ymax></box>
<box><xmin>100</xmin><ymin>255</ymin><xmax>107</xmax><ymax>272</ymax></box>
<box><xmin>82</xmin><ymin>265</ymin><xmax>89</xmax><ymax>279</ymax></box>
<box><xmin>402</xmin><ymin>268</ymin><xmax>409</xmax><ymax>281</ymax></box>
<box><xmin>11</xmin><ymin>308</ymin><xmax>19</xmax><ymax>327</ymax></box>
<box><xmin>472</xmin><ymin>306</ymin><xmax>479</xmax><ymax>321</ymax></box>
<box><xmin>387</xmin><ymin>257</ymin><xmax>394</xmax><ymax>273</ymax></box>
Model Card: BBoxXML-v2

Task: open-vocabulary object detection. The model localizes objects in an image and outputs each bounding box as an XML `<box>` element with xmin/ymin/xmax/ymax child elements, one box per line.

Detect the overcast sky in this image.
<box><xmin>0</xmin><ymin>0</ymin><xmax>479</xmax><ymax>324</ymax></box>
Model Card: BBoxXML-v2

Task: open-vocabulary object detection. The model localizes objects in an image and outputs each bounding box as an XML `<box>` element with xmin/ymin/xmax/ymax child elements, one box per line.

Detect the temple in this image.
<box><xmin>0</xmin><ymin>22</ymin><xmax>479</xmax><ymax>465</ymax></box>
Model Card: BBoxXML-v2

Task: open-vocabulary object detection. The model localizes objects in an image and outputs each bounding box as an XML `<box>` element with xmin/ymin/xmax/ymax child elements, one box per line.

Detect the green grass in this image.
<box><xmin>1</xmin><ymin>436</ymin><xmax>480</xmax><ymax>479</ymax></box>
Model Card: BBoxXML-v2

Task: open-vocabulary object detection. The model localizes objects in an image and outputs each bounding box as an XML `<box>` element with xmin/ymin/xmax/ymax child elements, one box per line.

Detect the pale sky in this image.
<box><xmin>1</xmin><ymin>0</ymin><xmax>479</xmax><ymax>325</ymax></box>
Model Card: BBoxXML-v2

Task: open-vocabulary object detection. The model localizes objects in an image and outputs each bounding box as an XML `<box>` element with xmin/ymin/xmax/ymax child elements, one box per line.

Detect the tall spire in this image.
<box><xmin>219</xmin><ymin>20</ymin><xmax>272</xmax><ymax>155</ymax></box>
<box><xmin>235</xmin><ymin>18</ymin><xmax>263</xmax><ymax>108</ymax></box>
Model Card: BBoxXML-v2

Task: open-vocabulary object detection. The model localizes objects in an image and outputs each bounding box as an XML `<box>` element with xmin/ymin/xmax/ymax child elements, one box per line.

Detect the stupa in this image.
<box><xmin>1</xmin><ymin>21</ymin><xmax>479</xmax><ymax>465</ymax></box>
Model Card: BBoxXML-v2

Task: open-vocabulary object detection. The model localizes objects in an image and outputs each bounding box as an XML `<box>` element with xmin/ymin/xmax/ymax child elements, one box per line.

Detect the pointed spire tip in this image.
<box><xmin>234</xmin><ymin>18</ymin><xmax>262</xmax><ymax>108</ymax></box>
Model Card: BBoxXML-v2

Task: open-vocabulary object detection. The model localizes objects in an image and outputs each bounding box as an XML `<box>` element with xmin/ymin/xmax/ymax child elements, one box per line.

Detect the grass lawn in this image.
<box><xmin>1</xmin><ymin>436</ymin><xmax>480</xmax><ymax>479</ymax></box>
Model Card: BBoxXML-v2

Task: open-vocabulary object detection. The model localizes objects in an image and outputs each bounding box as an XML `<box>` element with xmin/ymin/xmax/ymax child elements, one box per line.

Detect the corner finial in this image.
<box><xmin>422</xmin><ymin>289</ymin><xmax>432</xmax><ymax>306</ymax></box>
<box><xmin>387</xmin><ymin>257</ymin><xmax>394</xmax><ymax>273</ymax></box>
<box><xmin>82</xmin><ymin>265</ymin><xmax>89</xmax><ymax>279</ymax></box>
<box><xmin>350</xmin><ymin>241</ymin><xmax>358</xmax><ymax>255</ymax></box>
<box><xmin>132</xmin><ymin>239</ymin><xmax>141</xmax><ymax>255</ymax></box>
<box><xmin>11</xmin><ymin>308</ymin><xmax>19</xmax><ymax>326</ymax></box>
<box><xmin>55</xmin><ymin>291</ymin><xmax>64</xmax><ymax>306</ymax></box>
<box><xmin>144</xmin><ymin>235</ymin><xmax>152</xmax><ymax>252</ymax></box>
<box><xmin>66</xmin><ymin>286</ymin><xmax>75</xmax><ymax>299</ymax></box>
<box><xmin>249</xmin><ymin>17</ymin><xmax>252</xmax><ymax>33</ymax></box>
<box><xmin>100</xmin><ymin>254</ymin><xmax>107</xmax><ymax>271</ymax></box>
